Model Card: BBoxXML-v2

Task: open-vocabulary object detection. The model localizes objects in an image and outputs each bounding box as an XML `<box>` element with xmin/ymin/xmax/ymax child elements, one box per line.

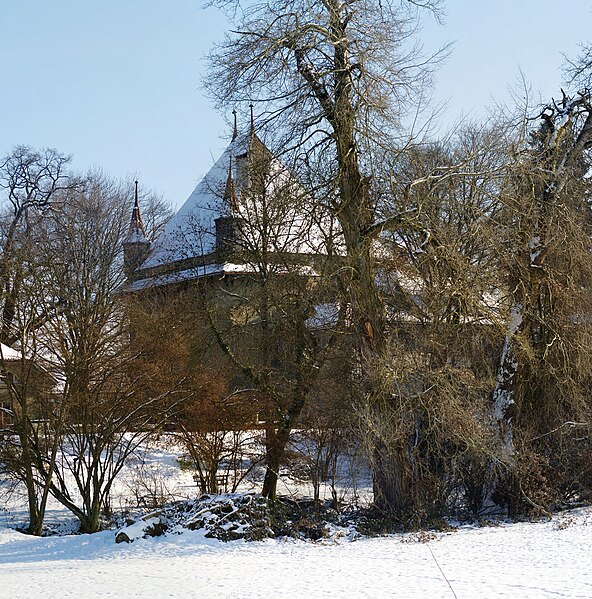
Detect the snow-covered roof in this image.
<box><xmin>139</xmin><ymin>131</ymin><xmax>250</xmax><ymax>269</ymax></box>
<box><xmin>0</xmin><ymin>344</ymin><xmax>21</xmax><ymax>361</ymax></box>
<box><xmin>126</xmin><ymin>263</ymin><xmax>257</xmax><ymax>292</ymax></box>
<box><xmin>138</xmin><ymin>129</ymin><xmax>335</xmax><ymax>272</ymax></box>
<box><xmin>126</xmin><ymin>261</ymin><xmax>319</xmax><ymax>292</ymax></box>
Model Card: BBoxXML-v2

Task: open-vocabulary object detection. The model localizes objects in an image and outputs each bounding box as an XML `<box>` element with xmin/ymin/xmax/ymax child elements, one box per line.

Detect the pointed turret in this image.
<box><xmin>123</xmin><ymin>181</ymin><xmax>151</xmax><ymax>280</ymax></box>
<box><xmin>125</xmin><ymin>181</ymin><xmax>149</xmax><ymax>243</ymax></box>
<box><xmin>215</xmin><ymin>128</ymin><xmax>244</xmax><ymax>256</ymax></box>
<box><xmin>246</xmin><ymin>105</ymin><xmax>270</xmax><ymax>196</ymax></box>
<box><xmin>223</xmin><ymin>157</ymin><xmax>239</xmax><ymax>214</ymax></box>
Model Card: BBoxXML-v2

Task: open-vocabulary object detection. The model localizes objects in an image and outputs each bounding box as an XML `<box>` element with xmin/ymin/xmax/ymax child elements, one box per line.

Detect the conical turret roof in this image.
<box><xmin>124</xmin><ymin>181</ymin><xmax>149</xmax><ymax>245</ymax></box>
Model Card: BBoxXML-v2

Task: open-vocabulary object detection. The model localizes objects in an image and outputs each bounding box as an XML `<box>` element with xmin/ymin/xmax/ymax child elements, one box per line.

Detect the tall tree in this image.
<box><xmin>206</xmin><ymin>0</ymin><xmax>447</xmax><ymax>512</ymax></box>
<box><xmin>491</xmin><ymin>91</ymin><xmax>592</xmax><ymax>512</ymax></box>
<box><xmin>33</xmin><ymin>175</ymin><xmax>177</xmax><ymax>533</ymax></box>
<box><xmin>361</xmin><ymin>127</ymin><xmax>507</xmax><ymax>518</ymax></box>
<box><xmin>0</xmin><ymin>170</ymin><xmax>173</xmax><ymax>533</ymax></box>
<box><xmin>195</xmin><ymin>141</ymin><xmax>343</xmax><ymax>499</ymax></box>
<box><xmin>0</xmin><ymin>147</ymin><xmax>73</xmax><ymax>535</ymax></box>
<box><xmin>0</xmin><ymin>233</ymin><xmax>64</xmax><ymax>536</ymax></box>
<box><xmin>0</xmin><ymin>146</ymin><xmax>73</xmax><ymax>343</ymax></box>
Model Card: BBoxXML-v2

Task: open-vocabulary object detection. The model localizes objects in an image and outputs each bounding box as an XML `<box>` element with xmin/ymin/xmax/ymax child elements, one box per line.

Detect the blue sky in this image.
<box><xmin>1</xmin><ymin>1</ymin><xmax>590</xmax><ymax>208</ymax></box>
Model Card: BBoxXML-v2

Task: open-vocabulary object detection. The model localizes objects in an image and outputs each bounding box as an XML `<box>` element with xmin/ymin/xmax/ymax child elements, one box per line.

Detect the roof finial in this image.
<box><xmin>224</xmin><ymin>156</ymin><xmax>239</xmax><ymax>214</ymax></box>
<box><xmin>134</xmin><ymin>180</ymin><xmax>139</xmax><ymax>209</ymax></box>
<box><xmin>249</xmin><ymin>103</ymin><xmax>255</xmax><ymax>133</ymax></box>
<box><xmin>232</xmin><ymin>109</ymin><xmax>238</xmax><ymax>141</ymax></box>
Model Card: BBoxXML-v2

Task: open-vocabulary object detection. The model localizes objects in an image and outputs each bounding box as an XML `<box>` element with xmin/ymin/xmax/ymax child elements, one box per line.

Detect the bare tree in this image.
<box><xmin>24</xmin><ymin>174</ymin><xmax>175</xmax><ymax>533</ymax></box>
<box><xmin>191</xmin><ymin>141</ymin><xmax>344</xmax><ymax>499</ymax></box>
<box><xmin>176</xmin><ymin>385</ymin><xmax>257</xmax><ymax>494</ymax></box>
<box><xmin>489</xmin><ymin>91</ymin><xmax>592</xmax><ymax>513</ymax></box>
<box><xmin>127</xmin><ymin>287</ymin><xmax>259</xmax><ymax>495</ymax></box>
<box><xmin>0</xmin><ymin>147</ymin><xmax>74</xmax><ymax>534</ymax></box>
<box><xmin>565</xmin><ymin>43</ymin><xmax>592</xmax><ymax>89</ymax></box>
<box><xmin>352</xmin><ymin>126</ymin><xmax>509</xmax><ymax>518</ymax></box>
<box><xmin>0</xmin><ymin>146</ymin><xmax>74</xmax><ymax>343</ymax></box>
<box><xmin>205</xmin><ymin>0</ymin><xmax>447</xmax><ymax>513</ymax></box>
<box><xmin>0</xmin><ymin>236</ymin><xmax>64</xmax><ymax>535</ymax></box>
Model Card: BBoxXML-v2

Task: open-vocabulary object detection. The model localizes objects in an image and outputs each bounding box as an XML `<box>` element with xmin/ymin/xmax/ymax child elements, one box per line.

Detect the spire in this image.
<box><xmin>125</xmin><ymin>181</ymin><xmax>149</xmax><ymax>244</ymax></box>
<box><xmin>223</xmin><ymin>157</ymin><xmax>239</xmax><ymax>214</ymax></box>
<box><xmin>249</xmin><ymin>103</ymin><xmax>255</xmax><ymax>134</ymax></box>
<box><xmin>232</xmin><ymin>109</ymin><xmax>238</xmax><ymax>141</ymax></box>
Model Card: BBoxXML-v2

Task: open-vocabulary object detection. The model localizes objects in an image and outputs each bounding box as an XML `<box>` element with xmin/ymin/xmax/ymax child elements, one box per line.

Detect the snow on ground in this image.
<box><xmin>0</xmin><ymin>432</ymin><xmax>371</xmax><ymax>531</ymax></box>
<box><xmin>0</xmin><ymin>509</ymin><xmax>591</xmax><ymax>598</ymax></box>
<box><xmin>1</xmin><ymin>439</ymin><xmax>591</xmax><ymax>598</ymax></box>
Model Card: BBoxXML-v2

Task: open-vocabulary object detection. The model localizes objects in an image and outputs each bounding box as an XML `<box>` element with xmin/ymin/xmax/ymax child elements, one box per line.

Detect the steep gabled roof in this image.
<box><xmin>138</xmin><ymin>128</ymin><xmax>331</xmax><ymax>273</ymax></box>
<box><xmin>140</xmin><ymin>131</ymin><xmax>252</xmax><ymax>270</ymax></box>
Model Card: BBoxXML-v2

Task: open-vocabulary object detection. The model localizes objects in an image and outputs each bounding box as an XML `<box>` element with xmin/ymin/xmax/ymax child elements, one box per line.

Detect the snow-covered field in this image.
<box><xmin>1</xmin><ymin>508</ymin><xmax>591</xmax><ymax>598</ymax></box>
<box><xmin>1</xmin><ymin>438</ymin><xmax>591</xmax><ymax>598</ymax></box>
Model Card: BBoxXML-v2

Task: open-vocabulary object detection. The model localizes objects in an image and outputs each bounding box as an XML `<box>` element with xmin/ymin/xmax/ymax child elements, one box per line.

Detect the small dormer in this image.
<box><xmin>123</xmin><ymin>181</ymin><xmax>151</xmax><ymax>279</ymax></box>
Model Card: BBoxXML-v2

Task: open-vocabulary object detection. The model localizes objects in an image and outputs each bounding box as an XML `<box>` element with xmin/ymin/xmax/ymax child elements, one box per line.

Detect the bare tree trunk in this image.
<box><xmin>261</xmin><ymin>377</ymin><xmax>309</xmax><ymax>499</ymax></box>
<box><xmin>487</xmin><ymin>92</ymin><xmax>592</xmax><ymax>513</ymax></box>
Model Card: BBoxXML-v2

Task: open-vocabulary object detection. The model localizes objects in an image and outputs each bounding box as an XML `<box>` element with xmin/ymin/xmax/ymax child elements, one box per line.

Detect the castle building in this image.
<box><xmin>121</xmin><ymin>113</ymin><xmax>343</xmax><ymax>433</ymax></box>
<box><xmin>123</xmin><ymin>113</ymin><xmax>333</xmax><ymax>292</ymax></box>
